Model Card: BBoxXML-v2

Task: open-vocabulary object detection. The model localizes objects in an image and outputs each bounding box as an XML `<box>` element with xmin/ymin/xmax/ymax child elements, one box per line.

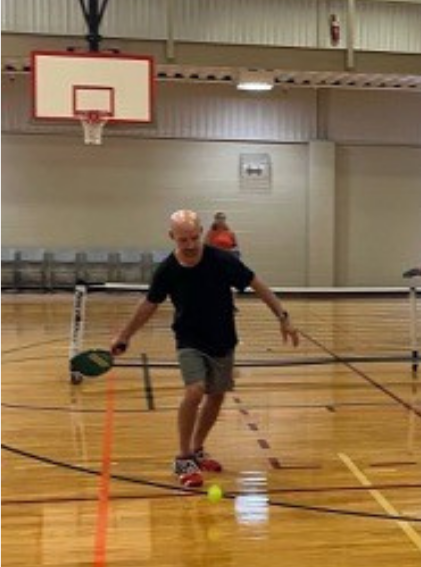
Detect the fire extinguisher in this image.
<box><xmin>329</xmin><ymin>14</ymin><xmax>340</xmax><ymax>46</ymax></box>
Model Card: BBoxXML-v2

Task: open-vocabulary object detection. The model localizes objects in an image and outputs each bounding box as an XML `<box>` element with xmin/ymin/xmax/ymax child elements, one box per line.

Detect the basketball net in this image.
<box><xmin>79</xmin><ymin>111</ymin><xmax>109</xmax><ymax>145</ymax></box>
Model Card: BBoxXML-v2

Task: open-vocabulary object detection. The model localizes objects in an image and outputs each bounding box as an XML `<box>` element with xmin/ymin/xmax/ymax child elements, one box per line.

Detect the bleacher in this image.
<box><xmin>1</xmin><ymin>247</ymin><xmax>170</xmax><ymax>291</ymax></box>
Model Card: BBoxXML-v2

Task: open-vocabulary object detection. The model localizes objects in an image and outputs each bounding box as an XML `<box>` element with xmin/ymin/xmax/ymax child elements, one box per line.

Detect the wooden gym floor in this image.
<box><xmin>2</xmin><ymin>292</ymin><xmax>421</xmax><ymax>566</ymax></box>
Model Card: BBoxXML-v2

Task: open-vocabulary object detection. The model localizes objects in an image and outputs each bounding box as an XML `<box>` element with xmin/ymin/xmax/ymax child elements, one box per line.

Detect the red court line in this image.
<box><xmin>94</xmin><ymin>372</ymin><xmax>116</xmax><ymax>567</ymax></box>
<box><xmin>232</xmin><ymin>394</ymin><xmax>283</xmax><ymax>470</ymax></box>
<box><xmin>268</xmin><ymin>457</ymin><xmax>282</xmax><ymax>469</ymax></box>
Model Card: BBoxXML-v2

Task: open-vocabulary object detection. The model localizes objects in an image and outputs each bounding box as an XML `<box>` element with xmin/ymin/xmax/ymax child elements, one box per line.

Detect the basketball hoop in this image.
<box><xmin>78</xmin><ymin>110</ymin><xmax>110</xmax><ymax>145</ymax></box>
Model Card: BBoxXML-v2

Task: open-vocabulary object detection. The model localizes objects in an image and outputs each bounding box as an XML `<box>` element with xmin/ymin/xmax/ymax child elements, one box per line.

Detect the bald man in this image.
<box><xmin>111</xmin><ymin>209</ymin><xmax>299</xmax><ymax>487</ymax></box>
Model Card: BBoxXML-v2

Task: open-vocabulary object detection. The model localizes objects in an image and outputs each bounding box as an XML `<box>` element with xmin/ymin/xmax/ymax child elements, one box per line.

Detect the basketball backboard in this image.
<box><xmin>32</xmin><ymin>51</ymin><xmax>154</xmax><ymax>124</ymax></box>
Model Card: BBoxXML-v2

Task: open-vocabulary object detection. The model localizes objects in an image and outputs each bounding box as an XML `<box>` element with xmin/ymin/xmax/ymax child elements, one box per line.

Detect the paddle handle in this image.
<box><xmin>111</xmin><ymin>342</ymin><xmax>128</xmax><ymax>356</ymax></box>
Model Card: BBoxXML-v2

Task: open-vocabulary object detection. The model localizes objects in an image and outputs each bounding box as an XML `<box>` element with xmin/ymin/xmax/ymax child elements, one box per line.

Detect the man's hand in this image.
<box><xmin>280</xmin><ymin>317</ymin><xmax>300</xmax><ymax>347</ymax></box>
<box><xmin>110</xmin><ymin>338</ymin><xmax>128</xmax><ymax>356</ymax></box>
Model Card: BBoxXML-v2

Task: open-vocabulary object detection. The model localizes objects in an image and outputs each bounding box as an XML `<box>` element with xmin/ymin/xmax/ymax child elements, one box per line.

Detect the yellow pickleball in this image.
<box><xmin>207</xmin><ymin>484</ymin><xmax>223</xmax><ymax>503</ymax></box>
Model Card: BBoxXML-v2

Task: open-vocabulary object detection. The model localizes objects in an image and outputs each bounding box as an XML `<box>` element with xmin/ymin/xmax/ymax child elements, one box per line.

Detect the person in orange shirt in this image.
<box><xmin>205</xmin><ymin>212</ymin><xmax>240</xmax><ymax>258</ymax></box>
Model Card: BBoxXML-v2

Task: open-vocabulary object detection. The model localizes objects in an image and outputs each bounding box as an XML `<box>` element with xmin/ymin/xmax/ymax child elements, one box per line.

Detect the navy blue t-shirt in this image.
<box><xmin>147</xmin><ymin>245</ymin><xmax>254</xmax><ymax>356</ymax></box>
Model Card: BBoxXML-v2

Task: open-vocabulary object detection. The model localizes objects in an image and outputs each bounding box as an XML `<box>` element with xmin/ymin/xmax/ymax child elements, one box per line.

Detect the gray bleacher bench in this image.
<box><xmin>80</xmin><ymin>249</ymin><xmax>118</xmax><ymax>285</ymax></box>
<box><xmin>15</xmin><ymin>248</ymin><xmax>51</xmax><ymax>291</ymax></box>
<box><xmin>115</xmin><ymin>249</ymin><xmax>170</xmax><ymax>284</ymax></box>
<box><xmin>1</xmin><ymin>247</ymin><xmax>18</xmax><ymax>290</ymax></box>
<box><xmin>2</xmin><ymin>247</ymin><xmax>173</xmax><ymax>291</ymax></box>
<box><xmin>142</xmin><ymin>249</ymin><xmax>170</xmax><ymax>283</ymax></box>
<box><xmin>50</xmin><ymin>249</ymin><xmax>86</xmax><ymax>290</ymax></box>
<box><xmin>115</xmin><ymin>250</ymin><xmax>145</xmax><ymax>284</ymax></box>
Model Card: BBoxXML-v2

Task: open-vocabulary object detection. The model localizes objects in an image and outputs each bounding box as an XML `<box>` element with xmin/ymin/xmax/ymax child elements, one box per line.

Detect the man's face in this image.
<box><xmin>170</xmin><ymin>224</ymin><xmax>203</xmax><ymax>262</ymax></box>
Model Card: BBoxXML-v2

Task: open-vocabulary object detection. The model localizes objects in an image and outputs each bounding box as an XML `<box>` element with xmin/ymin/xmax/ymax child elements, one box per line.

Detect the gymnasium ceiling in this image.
<box><xmin>2</xmin><ymin>0</ymin><xmax>421</xmax><ymax>92</ymax></box>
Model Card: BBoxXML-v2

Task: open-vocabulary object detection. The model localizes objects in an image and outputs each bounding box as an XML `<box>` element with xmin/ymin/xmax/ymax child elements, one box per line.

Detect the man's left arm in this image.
<box><xmin>249</xmin><ymin>276</ymin><xmax>299</xmax><ymax>347</ymax></box>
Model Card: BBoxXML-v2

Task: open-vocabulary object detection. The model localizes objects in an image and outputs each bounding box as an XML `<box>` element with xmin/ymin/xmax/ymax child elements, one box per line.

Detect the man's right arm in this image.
<box><xmin>111</xmin><ymin>299</ymin><xmax>159</xmax><ymax>355</ymax></box>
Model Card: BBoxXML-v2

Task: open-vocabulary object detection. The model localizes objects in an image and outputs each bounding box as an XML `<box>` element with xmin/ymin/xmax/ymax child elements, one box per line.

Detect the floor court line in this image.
<box><xmin>94</xmin><ymin>371</ymin><xmax>116</xmax><ymax>566</ymax></box>
<box><xmin>339</xmin><ymin>452</ymin><xmax>421</xmax><ymax>552</ymax></box>
<box><xmin>301</xmin><ymin>330</ymin><xmax>421</xmax><ymax>418</ymax></box>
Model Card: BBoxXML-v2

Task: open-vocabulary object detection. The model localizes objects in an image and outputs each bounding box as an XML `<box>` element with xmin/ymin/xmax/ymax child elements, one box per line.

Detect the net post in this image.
<box><xmin>409</xmin><ymin>285</ymin><xmax>419</xmax><ymax>373</ymax></box>
<box><xmin>69</xmin><ymin>282</ymin><xmax>88</xmax><ymax>384</ymax></box>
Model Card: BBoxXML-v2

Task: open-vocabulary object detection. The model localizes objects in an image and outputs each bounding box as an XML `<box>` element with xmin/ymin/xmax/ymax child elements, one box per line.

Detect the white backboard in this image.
<box><xmin>32</xmin><ymin>51</ymin><xmax>154</xmax><ymax>123</ymax></box>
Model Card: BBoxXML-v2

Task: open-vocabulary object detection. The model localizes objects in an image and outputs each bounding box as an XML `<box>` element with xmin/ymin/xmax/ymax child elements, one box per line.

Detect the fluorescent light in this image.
<box><xmin>236</xmin><ymin>70</ymin><xmax>274</xmax><ymax>91</ymax></box>
<box><xmin>237</xmin><ymin>81</ymin><xmax>273</xmax><ymax>91</ymax></box>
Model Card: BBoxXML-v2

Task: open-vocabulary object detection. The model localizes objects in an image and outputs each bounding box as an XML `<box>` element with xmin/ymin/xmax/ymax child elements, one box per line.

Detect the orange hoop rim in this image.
<box><xmin>76</xmin><ymin>110</ymin><xmax>112</xmax><ymax>124</ymax></box>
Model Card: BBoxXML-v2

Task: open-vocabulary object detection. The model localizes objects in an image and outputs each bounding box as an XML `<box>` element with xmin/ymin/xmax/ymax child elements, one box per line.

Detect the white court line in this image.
<box><xmin>338</xmin><ymin>452</ymin><xmax>421</xmax><ymax>553</ymax></box>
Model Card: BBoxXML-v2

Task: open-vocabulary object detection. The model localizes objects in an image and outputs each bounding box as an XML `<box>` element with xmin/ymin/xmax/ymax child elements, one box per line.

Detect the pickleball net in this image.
<box><xmin>68</xmin><ymin>282</ymin><xmax>420</xmax><ymax>383</ymax></box>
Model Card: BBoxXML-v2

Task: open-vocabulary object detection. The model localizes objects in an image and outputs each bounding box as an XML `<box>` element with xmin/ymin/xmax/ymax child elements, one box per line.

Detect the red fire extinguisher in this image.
<box><xmin>329</xmin><ymin>14</ymin><xmax>340</xmax><ymax>46</ymax></box>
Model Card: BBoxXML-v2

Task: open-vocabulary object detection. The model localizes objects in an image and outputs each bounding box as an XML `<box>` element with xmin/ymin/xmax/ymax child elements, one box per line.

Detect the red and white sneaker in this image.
<box><xmin>194</xmin><ymin>448</ymin><xmax>223</xmax><ymax>472</ymax></box>
<box><xmin>173</xmin><ymin>456</ymin><xmax>203</xmax><ymax>487</ymax></box>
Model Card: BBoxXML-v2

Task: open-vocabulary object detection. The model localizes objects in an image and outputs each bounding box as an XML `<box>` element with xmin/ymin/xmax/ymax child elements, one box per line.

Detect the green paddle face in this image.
<box><xmin>70</xmin><ymin>349</ymin><xmax>114</xmax><ymax>377</ymax></box>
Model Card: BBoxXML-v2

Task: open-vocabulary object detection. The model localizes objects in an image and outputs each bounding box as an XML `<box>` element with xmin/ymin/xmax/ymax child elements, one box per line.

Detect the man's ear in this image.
<box><xmin>169</xmin><ymin>230</ymin><xmax>174</xmax><ymax>240</ymax></box>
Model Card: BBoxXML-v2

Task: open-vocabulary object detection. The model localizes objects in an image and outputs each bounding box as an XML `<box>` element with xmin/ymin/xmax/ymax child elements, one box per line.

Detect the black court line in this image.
<box><xmin>2</xmin><ymin>493</ymin><xmax>197</xmax><ymax>506</ymax></box>
<box><xmin>1</xmin><ymin>355</ymin><xmax>71</xmax><ymax>365</ymax></box>
<box><xmin>1</xmin><ymin>337</ymin><xmax>69</xmax><ymax>356</ymax></box>
<box><xmin>0</xmin><ymin>399</ymin><xmax>397</xmax><ymax>415</ymax></box>
<box><xmin>268</xmin><ymin>482</ymin><xmax>421</xmax><ymax>494</ymax></box>
<box><xmin>3</xmin><ymin>480</ymin><xmax>421</xmax><ymax>507</ymax></box>
<box><xmin>2</xmin><ymin>443</ymin><xmax>420</xmax><ymax>523</ymax></box>
<box><xmin>1</xmin><ymin>402</ymin><xmax>152</xmax><ymax>414</ymax></box>
<box><xmin>300</xmin><ymin>329</ymin><xmax>421</xmax><ymax>419</ymax></box>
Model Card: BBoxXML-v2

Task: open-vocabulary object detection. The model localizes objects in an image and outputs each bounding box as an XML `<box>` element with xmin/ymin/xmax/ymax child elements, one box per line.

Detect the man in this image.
<box><xmin>111</xmin><ymin>210</ymin><xmax>299</xmax><ymax>487</ymax></box>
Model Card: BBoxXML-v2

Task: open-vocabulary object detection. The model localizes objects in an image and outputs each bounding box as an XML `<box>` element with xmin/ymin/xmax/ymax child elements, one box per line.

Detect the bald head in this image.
<box><xmin>169</xmin><ymin>210</ymin><xmax>204</xmax><ymax>266</ymax></box>
<box><xmin>170</xmin><ymin>209</ymin><xmax>201</xmax><ymax>232</ymax></box>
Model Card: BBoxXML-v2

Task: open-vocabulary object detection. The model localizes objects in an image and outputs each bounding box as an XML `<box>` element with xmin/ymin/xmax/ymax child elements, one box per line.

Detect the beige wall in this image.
<box><xmin>3</xmin><ymin>67</ymin><xmax>420</xmax><ymax>284</ymax></box>
<box><xmin>1</xmin><ymin>135</ymin><xmax>308</xmax><ymax>286</ymax></box>
<box><xmin>308</xmin><ymin>141</ymin><xmax>336</xmax><ymax>286</ymax></box>
<box><xmin>3</xmin><ymin>134</ymin><xmax>420</xmax><ymax>286</ymax></box>
<box><xmin>336</xmin><ymin>145</ymin><xmax>421</xmax><ymax>286</ymax></box>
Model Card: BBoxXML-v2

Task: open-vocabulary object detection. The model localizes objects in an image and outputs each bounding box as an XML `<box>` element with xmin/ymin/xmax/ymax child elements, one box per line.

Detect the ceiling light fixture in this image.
<box><xmin>237</xmin><ymin>69</ymin><xmax>274</xmax><ymax>92</ymax></box>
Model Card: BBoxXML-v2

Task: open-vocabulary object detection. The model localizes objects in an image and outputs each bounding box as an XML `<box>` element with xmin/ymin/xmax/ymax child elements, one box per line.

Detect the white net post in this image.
<box><xmin>69</xmin><ymin>283</ymin><xmax>88</xmax><ymax>383</ymax></box>
<box><xmin>409</xmin><ymin>285</ymin><xmax>419</xmax><ymax>373</ymax></box>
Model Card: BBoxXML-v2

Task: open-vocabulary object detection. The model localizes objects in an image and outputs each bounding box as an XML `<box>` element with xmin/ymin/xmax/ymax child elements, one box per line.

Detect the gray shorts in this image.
<box><xmin>177</xmin><ymin>348</ymin><xmax>235</xmax><ymax>394</ymax></box>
